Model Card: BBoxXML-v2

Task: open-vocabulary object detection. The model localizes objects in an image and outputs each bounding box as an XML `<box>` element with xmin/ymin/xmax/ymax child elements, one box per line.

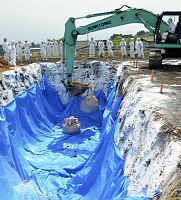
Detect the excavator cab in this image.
<box><xmin>155</xmin><ymin>12</ymin><xmax>181</xmax><ymax>44</ymax></box>
<box><xmin>149</xmin><ymin>11</ymin><xmax>181</xmax><ymax>69</ymax></box>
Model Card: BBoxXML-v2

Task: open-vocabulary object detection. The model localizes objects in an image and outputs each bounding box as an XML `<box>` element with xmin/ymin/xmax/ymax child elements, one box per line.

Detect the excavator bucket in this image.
<box><xmin>63</xmin><ymin>81</ymin><xmax>92</xmax><ymax>97</ymax></box>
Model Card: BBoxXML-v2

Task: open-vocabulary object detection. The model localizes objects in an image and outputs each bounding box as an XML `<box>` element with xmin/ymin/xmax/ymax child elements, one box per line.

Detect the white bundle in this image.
<box><xmin>62</xmin><ymin>116</ymin><xmax>81</xmax><ymax>134</ymax></box>
<box><xmin>80</xmin><ymin>94</ymin><xmax>98</xmax><ymax>113</ymax></box>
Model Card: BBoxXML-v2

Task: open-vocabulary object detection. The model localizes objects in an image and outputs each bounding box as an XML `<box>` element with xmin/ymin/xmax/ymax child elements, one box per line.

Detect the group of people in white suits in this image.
<box><xmin>88</xmin><ymin>37</ymin><xmax>144</xmax><ymax>59</ymax></box>
<box><xmin>2</xmin><ymin>38</ymin><xmax>31</xmax><ymax>67</ymax></box>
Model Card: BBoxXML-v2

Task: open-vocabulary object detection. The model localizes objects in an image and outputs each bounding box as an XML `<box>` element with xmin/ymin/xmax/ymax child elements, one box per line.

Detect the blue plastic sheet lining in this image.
<box><xmin>0</xmin><ymin>76</ymin><xmax>152</xmax><ymax>200</ymax></box>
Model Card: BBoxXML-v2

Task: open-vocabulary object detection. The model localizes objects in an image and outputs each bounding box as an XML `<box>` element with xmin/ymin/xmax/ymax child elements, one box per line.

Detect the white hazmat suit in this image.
<box><xmin>16</xmin><ymin>42</ymin><xmax>23</xmax><ymax>62</ymax></box>
<box><xmin>24</xmin><ymin>41</ymin><xmax>31</xmax><ymax>61</ymax></box>
<box><xmin>162</xmin><ymin>18</ymin><xmax>176</xmax><ymax>42</ymax></box>
<box><xmin>98</xmin><ymin>41</ymin><xmax>105</xmax><ymax>57</ymax></box>
<box><xmin>2</xmin><ymin>39</ymin><xmax>9</xmax><ymax>62</ymax></box>
<box><xmin>40</xmin><ymin>41</ymin><xmax>47</xmax><ymax>60</ymax></box>
<box><xmin>52</xmin><ymin>40</ymin><xmax>58</xmax><ymax>58</ymax></box>
<box><xmin>59</xmin><ymin>41</ymin><xmax>63</xmax><ymax>57</ymax></box>
<box><xmin>136</xmin><ymin>38</ymin><xmax>144</xmax><ymax>58</ymax></box>
<box><xmin>46</xmin><ymin>41</ymin><xmax>52</xmax><ymax>59</ymax></box>
<box><xmin>107</xmin><ymin>39</ymin><xmax>114</xmax><ymax>57</ymax></box>
<box><xmin>168</xmin><ymin>18</ymin><xmax>176</xmax><ymax>33</ymax></box>
<box><xmin>9</xmin><ymin>40</ymin><xmax>16</xmax><ymax>67</ymax></box>
<box><xmin>129</xmin><ymin>38</ymin><xmax>135</xmax><ymax>59</ymax></box>
<box><xmin>88</xmin><ymin>38</ymin><xmax>96</xmax><ymax>58</ymax></box>
<box><xmin>120</xmin><ymin>39</ymin><xmax>127</xmax><ymax>57</ymax></box>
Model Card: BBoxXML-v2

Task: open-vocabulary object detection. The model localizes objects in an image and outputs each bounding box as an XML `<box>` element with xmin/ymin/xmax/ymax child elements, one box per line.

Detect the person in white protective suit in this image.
<box><xmin>16</xmin><ymin>41</ymin><xmax>23</xmax><ymax>63</ymax></box>
<box><xmin>120</xmin><ymin>38</ymin><xmax>127</xmax><ymax>57</ymax></box>
<box><xmin>162</xmin><ymin>18</ymin><xmax>176</xmax><ymax>42</ymax></box>
<box><xmin>59</xmin><ymin>40</ymin><xmax>63</xmax><ymax>57</ymax></box>
<box><xmin>9</xmin><ymin>40</ymin><xmax>16</xmax><ymax>67</ymax></box>
<box><xmin>98</xmin><ymin>40</ymin><xmax>105</xmax><ymax>57</ymax></box>
<box><xmin>52</xmin><ymin>39</ymin><xmax>59</xmax><ymax>58</ymax></box>
<box><xmin>88</xmin><ymin>37</ymin><xmax>97</xmax><ymax>58</ymax></box>
<box><xmin>24</xmin><ymin>41</ymin><xmax>31</xmax><ymax>61</ymax></box>
<box><xmin>129</xmin><ymin>38</ymin><xmax>135</xmax><ymax>61</ymax></box>
<box><xmin>136</xmin><ymin>38</ymin><xmax>144</xmax><ymax>58</ymax></box>
<box><xmin>40</xmin><ymin>41</ymin><xmax>47</xmax><ymax>60</ymax></box>
<box><xmin>2</xmin><ymin>38</ymin><xmax>9</xmax><ymax>62</ymax></box>
<box><xmin>168</xmin><ymin>17</ymin><xmax>176</xmax><ymax>33</ymax></box>
<box><xmin>135</xmin><ymin>38</ymin><xmax>138</xmax><ymax>55</ymax></box>
<box><xmin>46</xmin><ymin>40</ymin><xmax>52</xmax><ymax>59</ymax></box>
<box><xmin>107</xmin><ymin>38</ymin><xmax>114</xmax><ymax>57</ymax></box>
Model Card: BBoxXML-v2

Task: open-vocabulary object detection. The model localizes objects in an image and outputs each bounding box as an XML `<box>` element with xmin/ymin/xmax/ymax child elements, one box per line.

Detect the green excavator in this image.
<box><xmin>62</xmin><ymin>5</ymin><xmax>181</xmax><ymax>96</ymax></box>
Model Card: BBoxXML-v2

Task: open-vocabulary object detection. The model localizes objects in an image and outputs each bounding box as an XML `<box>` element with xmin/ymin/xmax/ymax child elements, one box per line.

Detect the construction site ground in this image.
<box><xmin>121</xmin><ymin>58</ymin><xmax>181</xmax><ymax>128</ymax></box>
<box><xmin>1</xmin><ymin>53</ymin><xmax>181</xmax><ymax>128</ymax></box>
<box><xmin>0</xmin><ymin>53</ymin><xmax>181</xmax><ymax>199</ymax></box>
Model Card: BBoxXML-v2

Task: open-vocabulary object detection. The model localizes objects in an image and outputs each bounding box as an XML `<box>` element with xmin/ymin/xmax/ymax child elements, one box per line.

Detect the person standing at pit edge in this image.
<box><xmin>16</xmin><ymin>41</ymin><xmax>23</xmax><ymax>63</ymax></box>
<box><xmin>88</xmin><ymin>37</ymin><xmax>97</xmax><ymax>58</ymax></box>
<box><xmin>46</xmin><ymin>39</ymin><xmax>52</xmax><ymax>59</ymax></box>
<box><xmin>59</xmin><ymin>40</ymin><xmax>63</xmax><ymax>58</ymax></box>
<box><xmin>120</xmin><ymin>38</ymin><xmax>127</xmax><ymax>58</ymax></box>
<box><xmin>129</xmin><ymin>38</ymin><xmax>135</xmax><ymax>62</ymax></box>
<box><xmin>98</xmin><ymin>40</ymin><xmax>105</xmax><ymax>57</ymax></box>
<box><xmin>24</xmin><ymin>40</ymin><xmax>31</xmax><ymax>62</ymax></box>
<box><xmin>2</xmin><ymin>38</ymin><xmax>9</xmax><ymax>63</ymax></box>
<box><xmin>52</xmin><ymin>39</ymin><xmax>59</xmax><ymax>58</ymax></box>
<box><xmin>9</xmin><ymin>40</ymin><xmax>16</xmax><ymax>67</ymax></box>
<box><xmin>136</xmin><ymin>38</ymin><xmax>144</xmax><ymax>58</ymax></box>
<box><xmin>40</xmin><ymin>41</ymin><xmax>47</xmax><ymax>61</ymax></box>
<box><xmin>107</xmin><ymin>38</ymin><xmax>114</xmax><ymax>57</ymax></box>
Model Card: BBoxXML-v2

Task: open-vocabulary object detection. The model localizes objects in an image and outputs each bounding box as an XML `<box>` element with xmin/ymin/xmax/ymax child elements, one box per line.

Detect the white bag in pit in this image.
<box><xmin>62</xmin><ymin>116</ymin><xmax>81</xmax><ymax>134</ymax></box>
<box><xmin>80</xmin><ymin>94</ymin><xmax>98</xmax><ymax>113</ymax></box>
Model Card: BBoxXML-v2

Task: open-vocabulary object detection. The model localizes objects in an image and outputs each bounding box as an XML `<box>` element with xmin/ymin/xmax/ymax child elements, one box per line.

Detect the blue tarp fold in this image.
<box><xmin>0</xmin><ymin>76</ymin><xmax>151</xmax><ymax>200</ymax></box>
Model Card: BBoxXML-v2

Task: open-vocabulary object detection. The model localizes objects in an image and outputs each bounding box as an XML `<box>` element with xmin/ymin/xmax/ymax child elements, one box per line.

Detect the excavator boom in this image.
<box><xmin>62</xmin><ymin>6</ymin><xmax>168</xmax><ymax>82</ymax></box>
<box><xmin>62</xmin><ymin>6</ymin><xmax>168</xmax><ymax>81</ymax></box>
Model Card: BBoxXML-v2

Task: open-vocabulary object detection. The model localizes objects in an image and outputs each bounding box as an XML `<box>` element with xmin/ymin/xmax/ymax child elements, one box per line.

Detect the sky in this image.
<box><xmin>0</xmin><ymin>0</ymin><xmax>181</xmax><ymax>43</ymax></box>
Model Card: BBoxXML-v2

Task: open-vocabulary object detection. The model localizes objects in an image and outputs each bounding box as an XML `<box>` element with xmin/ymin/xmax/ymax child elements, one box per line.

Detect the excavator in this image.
<box><xmin>62</xmin><ymin>5</ymin><xmax>181</xmax><ymax>96</ymax></box>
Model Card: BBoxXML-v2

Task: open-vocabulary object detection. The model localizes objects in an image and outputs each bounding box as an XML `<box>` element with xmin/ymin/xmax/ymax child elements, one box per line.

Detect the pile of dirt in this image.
<box><xmin>0</xmin><ymin>58</ymin><xmax>10</xmax><ymax>73</ymax></box>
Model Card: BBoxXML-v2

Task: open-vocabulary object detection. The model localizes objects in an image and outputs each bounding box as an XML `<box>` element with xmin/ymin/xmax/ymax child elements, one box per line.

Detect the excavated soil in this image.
<box><xmin>0</xmin><ymin>58</ymin><xmax>10</xmax><ymax>72</ymax></box>
<box><xmin>137</xmin><ymin>59</ymin><xmax>181</xmax><ymax>128</ymax></box>
<box><xmin>0</xmin><ymin>57</ymin><xmax>180</xmax><ymax>128</ymax></box>
<box><xmin>116</xmin><ymin>59</ymin><xmax>181</xmax><ymax>200</ymax></box>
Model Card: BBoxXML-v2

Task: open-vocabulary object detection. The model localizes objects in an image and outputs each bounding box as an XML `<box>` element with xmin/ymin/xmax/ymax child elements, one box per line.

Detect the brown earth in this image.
<box><xmin>0</xmin><ymin>57</ymin><xmax>10</xmax><ymax>73</ymax></box>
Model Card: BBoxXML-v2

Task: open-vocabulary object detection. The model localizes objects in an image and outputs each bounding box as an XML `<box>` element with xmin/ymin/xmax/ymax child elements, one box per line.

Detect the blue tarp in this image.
<box><xmin>0</xmin><ymin>76</ymin><xmax>152</xmax><ymax>200</ymax></box>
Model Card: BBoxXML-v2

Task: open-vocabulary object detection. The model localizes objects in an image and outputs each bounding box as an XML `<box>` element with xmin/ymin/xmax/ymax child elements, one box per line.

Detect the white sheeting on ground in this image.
<box><xmin>116</xmin><ymin>62</ymin><xmax>181</xmax><ymax>197</ymax></box>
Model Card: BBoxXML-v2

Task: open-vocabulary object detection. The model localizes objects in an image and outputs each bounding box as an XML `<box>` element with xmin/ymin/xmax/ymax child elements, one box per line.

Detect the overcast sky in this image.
<box><xmin>0</xmin><ymin>0</ymin><xmax>180</xmax><ymax>43</ymax></box>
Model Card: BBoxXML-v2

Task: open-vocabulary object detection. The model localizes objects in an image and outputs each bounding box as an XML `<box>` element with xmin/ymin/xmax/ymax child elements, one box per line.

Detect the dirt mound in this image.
<box><xmin>0</xmin><ymin>58</ymin><xmax>10</xmax><ymax>73</ymax></box>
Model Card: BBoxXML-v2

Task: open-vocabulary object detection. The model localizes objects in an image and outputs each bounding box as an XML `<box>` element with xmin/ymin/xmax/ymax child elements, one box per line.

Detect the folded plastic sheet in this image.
<box><xmin>0</xmin><ymin>76</ymin><xmax>152</xmax><ymax>200</ymax></box>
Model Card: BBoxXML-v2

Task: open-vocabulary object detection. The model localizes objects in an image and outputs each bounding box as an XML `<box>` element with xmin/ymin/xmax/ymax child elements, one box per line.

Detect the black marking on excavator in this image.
<box><xmin>87</xmin><ymin>21</ymin><xmax>111</xmax><ymax>31</ymax></box>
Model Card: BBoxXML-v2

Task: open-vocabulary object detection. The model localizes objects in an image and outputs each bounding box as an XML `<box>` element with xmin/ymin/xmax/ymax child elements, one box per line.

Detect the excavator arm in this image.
<box><xmin>62</xmin><ymin>5</ymin><xmax>168</xmax><ymax>82</ymax></box>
